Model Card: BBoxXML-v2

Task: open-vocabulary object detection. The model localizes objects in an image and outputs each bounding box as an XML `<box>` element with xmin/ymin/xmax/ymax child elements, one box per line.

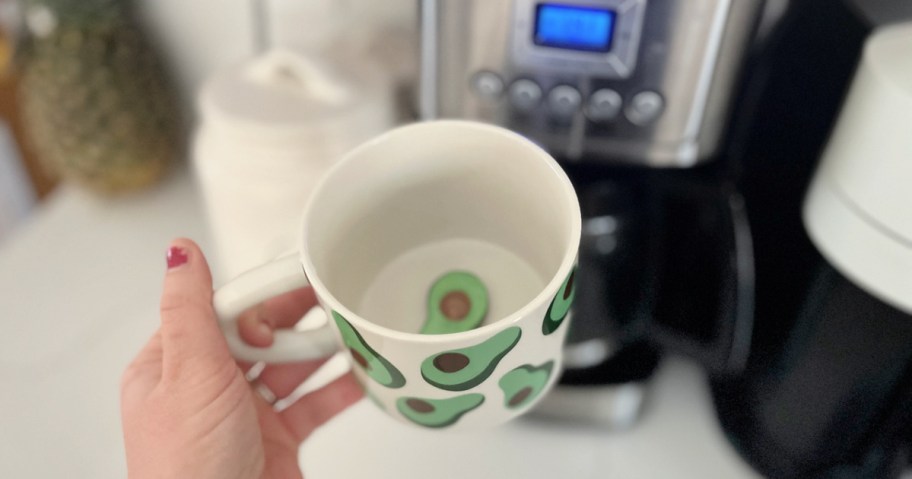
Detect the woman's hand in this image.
<box><xmin>120</xmin><ymin>238</ymin><xmax>361</xmax><ymax>479</ymax></box>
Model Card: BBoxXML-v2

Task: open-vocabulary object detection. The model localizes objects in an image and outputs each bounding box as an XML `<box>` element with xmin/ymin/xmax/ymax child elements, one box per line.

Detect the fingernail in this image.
<box><xmin>257</xmin><ymin>322</ymin><xmax>273</xmax><ymax>338</ymax></box>
<box><xmin>166</xmin><ymin>246</ymin><xmax>189</xmax><ymax>269</ymax></box>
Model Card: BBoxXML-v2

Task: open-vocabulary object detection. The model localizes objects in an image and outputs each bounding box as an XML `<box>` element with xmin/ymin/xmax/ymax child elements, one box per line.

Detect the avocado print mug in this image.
<box><xmin>214</xmin><ymin>120</ymin><xmax>581</xmax><ymax>430</ymax></box>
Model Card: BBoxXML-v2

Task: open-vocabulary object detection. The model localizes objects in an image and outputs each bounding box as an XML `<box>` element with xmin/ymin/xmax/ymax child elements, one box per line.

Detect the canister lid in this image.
<box><xmin>803</xmin><ymin>22</ymin><xmax>912</xmax><ymax>314</ymax></box>
<box><xmin>197</xmin><ymin>49</ymin><xmax>391</xmax><ymax>146</ymax></box>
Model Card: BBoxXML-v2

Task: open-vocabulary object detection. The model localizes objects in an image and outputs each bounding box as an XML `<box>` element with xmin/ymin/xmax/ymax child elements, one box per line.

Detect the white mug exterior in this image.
<box><xmin>214</xmin><ymin>120</ymin><xmax>581</xmax><ymax>430</ymax></box>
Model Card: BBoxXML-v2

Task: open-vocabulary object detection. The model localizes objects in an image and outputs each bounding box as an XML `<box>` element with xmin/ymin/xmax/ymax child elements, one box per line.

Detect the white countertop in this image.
<box><xmin>0</xmin><ymin>166</ymin><xmax>762</xmax><ymax>478</ymax></box>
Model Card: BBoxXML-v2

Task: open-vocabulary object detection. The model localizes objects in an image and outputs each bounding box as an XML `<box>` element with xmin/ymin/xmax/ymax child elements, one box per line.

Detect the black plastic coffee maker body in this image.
<box><xmin>713</xmin><ymin>5</ymin><xmax>912</xmax><ymax>476</ymax></box>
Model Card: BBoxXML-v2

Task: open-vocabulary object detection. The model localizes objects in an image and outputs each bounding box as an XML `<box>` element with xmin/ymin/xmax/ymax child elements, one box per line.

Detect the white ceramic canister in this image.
<box><xmin>193</xmin><ymin>49</ymin><xmax>395</xmax><ymax>280</ymax></box>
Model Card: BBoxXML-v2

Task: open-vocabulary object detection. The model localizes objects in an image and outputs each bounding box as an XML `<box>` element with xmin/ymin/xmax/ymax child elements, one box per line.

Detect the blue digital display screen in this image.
<box><xmin>534</xmin><ymin>4</ymin><xmax>616</xmax><ymax>52</ymax></box>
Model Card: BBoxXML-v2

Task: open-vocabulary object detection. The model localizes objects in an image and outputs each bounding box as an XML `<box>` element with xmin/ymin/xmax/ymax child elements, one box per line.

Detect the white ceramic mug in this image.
<box><xmin>214</xmin><ymin>120</ymin><xmax>581</xmax><ymax>429</ymax></box>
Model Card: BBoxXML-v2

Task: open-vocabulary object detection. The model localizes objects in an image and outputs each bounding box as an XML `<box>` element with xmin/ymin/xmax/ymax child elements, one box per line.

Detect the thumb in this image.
<box><xmin>159</xmin><ymin>238</ymin><xmax>232</xmax><ymax>381</ymax></box>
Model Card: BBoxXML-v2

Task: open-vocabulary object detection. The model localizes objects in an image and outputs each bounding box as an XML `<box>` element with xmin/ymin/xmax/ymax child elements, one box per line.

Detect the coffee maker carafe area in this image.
<box><xmin>533</xmin><ymin>162</ymin><xmax>755</xmax><ymax>426</ymax></box>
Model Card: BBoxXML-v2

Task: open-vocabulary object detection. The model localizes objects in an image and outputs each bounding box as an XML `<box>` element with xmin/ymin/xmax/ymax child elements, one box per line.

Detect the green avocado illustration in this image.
<box><xmin>421</xmin><ymin>270</ymin><xmax>489</xmax><ymax>335</ymax></box>
<box><xmin>420</xmin><ymin>326</ymin><xmax>521</xmax><ymax>391</ymax></box>
<box><xmin>396</xmin><ymin>393</ymin><xmax>485</xmax><ymax>428</ymax></box>
<box><xmin>498</xmin><ymin>361</ymin><xmax>554</xmax><ymax>409</ymax></box>
<box><xmin>333</xmin><ymin>311</ymin><xmax>406</xmax><ymax>388</ymax></box>
<box><xmin>542</xmin><ymin>267</ymin><xmax>576</xmax><ymax>335</ymax></box>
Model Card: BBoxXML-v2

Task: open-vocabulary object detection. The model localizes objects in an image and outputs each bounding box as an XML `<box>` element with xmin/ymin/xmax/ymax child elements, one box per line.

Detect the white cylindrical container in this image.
<box><xmin>803</xmin><ymin>22</ymin><xmax>912</xmax><ymax>314</ymax></box>
<box><xmin>194</xmin><ymin>49</ymin><xmax>395</xmax><ymax>280</ymax></box>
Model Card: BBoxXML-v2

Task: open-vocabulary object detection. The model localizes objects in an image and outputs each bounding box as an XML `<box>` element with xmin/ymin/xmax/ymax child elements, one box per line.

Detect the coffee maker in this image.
<box><xmin>420</xmin><ymin>0</ymin><xmax>912</xmax><ymax>478</ymax></box>
<box><xmin>420</xmin><ymin>0</ymin><xmax>767</xmax><ymax>425</ymax></box>
<box><xmin>420</xmin><ymin>0</ymin><xmax>912</xmax><ymax>476</ymax></box>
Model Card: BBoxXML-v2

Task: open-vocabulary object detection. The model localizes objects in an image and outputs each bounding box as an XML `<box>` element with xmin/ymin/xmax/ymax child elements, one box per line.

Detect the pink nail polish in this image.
<box><xmin>166</xmin><ymin>246</ymin><xmax>188</xmax><ymax>269</ymax></box>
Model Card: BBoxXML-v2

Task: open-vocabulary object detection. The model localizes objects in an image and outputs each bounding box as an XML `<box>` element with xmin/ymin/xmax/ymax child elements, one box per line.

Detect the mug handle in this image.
<box><xmin>213</xmin><ymin>254</ymin><xmax>339</xmax><ymax>363</ymax></box>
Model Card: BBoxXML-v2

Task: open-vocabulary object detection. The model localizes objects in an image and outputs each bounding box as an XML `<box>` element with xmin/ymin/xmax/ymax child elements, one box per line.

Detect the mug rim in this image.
<box><xmin>298</xmin><ymin>119</ymin><xmax>582</xmax><ymax>344</ymax></box>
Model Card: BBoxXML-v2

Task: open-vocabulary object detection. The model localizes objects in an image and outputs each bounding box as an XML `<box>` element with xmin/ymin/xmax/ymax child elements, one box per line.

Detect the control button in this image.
<box><xmin>470</xmin><ymin>71</ymin><xmax>505</xmax><ymax>100</ymax></box>
<box><xmin>625</xmin><ymin>91</ymin><xmax>664</xmax><ymax>125</ymax></box>
<box><xmin>508</xmin><ymin>79</ymin><xmax>542</xmax><ymax>112</ymax></box>
<box><xmin>586</xmin><ymin>89</ymin><xmax>623</xmax><ymax>122</ymax></box>
<box><xmin>547</xmin><ymin>85</ymin><xmax>582</xmax><ymax>117</ymax></box>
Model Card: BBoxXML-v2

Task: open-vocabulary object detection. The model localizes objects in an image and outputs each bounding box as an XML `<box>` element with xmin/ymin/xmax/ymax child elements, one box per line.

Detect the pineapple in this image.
<box><xmin>16</xmin><ymin>0</ymin><xmax>180</xmax><ymax>195</ymax></box>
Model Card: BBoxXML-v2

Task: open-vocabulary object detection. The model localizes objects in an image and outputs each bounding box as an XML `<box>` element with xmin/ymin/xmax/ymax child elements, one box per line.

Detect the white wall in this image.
<box><xmin>136</xmin><ymin>0</ymin><xmax>256</xmax><ymax>116</ymax></box>
<box><xmin>135</xmin><ymin>0</ymin><xmax>417</xmax><ymax>118</ymax></box>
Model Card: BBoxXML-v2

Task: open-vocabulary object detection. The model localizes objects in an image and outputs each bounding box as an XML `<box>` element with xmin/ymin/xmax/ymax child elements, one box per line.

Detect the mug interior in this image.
<box><xmin>303</xmin><ymin>121</ymin><xmax>579</xmax><ymax>334</ymax></box>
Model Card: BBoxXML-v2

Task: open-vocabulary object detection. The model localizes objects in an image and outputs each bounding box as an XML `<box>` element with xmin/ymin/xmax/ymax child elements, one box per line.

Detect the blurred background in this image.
<box><xmin>0</xmin><ymin>0</ymin><xmax>417</xmax><ymax>244</ymax></box>
<box><xmin>0</xmin><ymin>0</ymin><xmax>911</xmax><ymax>478</ymax></box>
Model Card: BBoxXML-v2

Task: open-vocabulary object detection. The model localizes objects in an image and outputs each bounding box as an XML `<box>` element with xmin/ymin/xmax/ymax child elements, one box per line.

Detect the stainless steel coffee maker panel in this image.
<box><xmin>420</xmin><ymin>0</ymin><xmax>762</xmax><ymax>166</ymax></box>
